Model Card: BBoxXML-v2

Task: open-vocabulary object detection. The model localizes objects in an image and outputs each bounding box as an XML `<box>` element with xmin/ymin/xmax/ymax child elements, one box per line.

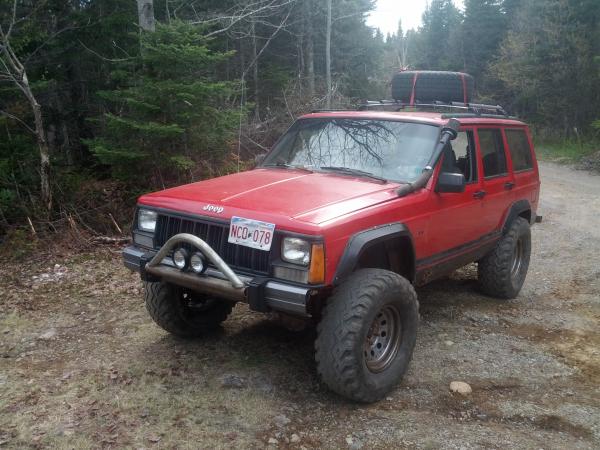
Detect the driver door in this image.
<box><xmin>425</xmin><ymin>128</ymin><xmax>489</xmax><ymax>258</ymax></box>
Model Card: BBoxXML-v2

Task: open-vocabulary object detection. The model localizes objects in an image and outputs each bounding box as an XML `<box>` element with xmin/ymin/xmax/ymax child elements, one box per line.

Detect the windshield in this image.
<box><xmin>262</xmin><ymin>118</ymin><xmax>440</xmax><ymax>183</ymax></box>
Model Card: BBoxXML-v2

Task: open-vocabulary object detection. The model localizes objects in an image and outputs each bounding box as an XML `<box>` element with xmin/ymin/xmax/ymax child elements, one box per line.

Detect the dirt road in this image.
<box><xmin>1</xmin><ymin>162</ymin><xmax>599</xmax><ymax>449</ymax></box>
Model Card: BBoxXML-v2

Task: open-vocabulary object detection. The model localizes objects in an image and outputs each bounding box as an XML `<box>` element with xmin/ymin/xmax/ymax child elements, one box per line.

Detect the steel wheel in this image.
<box><xmin>510</xmin><ymin>237</ymin><xmax>524</xmax><ymax>280</ymax></box>
<box><xmin>364</xmin><ymin>304</ymin><xmax>402</xmax><ymax>373</ymax></box>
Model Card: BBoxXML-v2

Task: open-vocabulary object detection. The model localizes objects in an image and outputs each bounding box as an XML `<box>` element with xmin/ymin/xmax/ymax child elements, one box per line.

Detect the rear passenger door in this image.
<box><xmin>504</xmin><ymin>127</ymin><xmax>539</xmax><ymax>211</ymax></box>
<box><xmin>476</xmin><ymin>128</ymin><xmax>514</xmax><ymax>233</ymax></box>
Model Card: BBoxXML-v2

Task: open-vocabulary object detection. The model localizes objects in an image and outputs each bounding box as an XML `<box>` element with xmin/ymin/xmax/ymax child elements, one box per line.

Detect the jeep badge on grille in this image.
<box><xmin>203</xmin><ymin>204</ymin><xmax>224</xmax><ymax>214</ymax></box>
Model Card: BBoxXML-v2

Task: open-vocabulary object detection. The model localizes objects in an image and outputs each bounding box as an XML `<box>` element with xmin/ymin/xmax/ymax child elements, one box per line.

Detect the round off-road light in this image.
<box><xmin>172</xmin><ymin>248</ymin><xmax>189</xmax><ymax>270</ymax></box>
<box><xmin>190</xmin><ymin>252</ymin><xmax>206</xmax><ymax>274</ymax></box>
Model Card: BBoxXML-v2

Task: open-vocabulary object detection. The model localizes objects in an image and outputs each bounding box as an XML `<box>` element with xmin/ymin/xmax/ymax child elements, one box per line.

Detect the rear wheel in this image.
<box><xmin>478</xmin><ymin>217</ymin><xmax>531</xmax><ymax>299</ymax></box>
<box><xmin>315</xmin><ymin>269</ymin><xmax>419</xmax><ymax>403</ymax></box>
<box><xmin>144</xmin><ymin>281</ymin><xmax>234</xmax><ymax>337</ymax></box>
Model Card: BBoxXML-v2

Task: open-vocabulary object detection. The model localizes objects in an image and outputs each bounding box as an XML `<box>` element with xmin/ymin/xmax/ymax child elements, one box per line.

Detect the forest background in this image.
<box><xmin>0</xmin><ymin>0</ymin><xmax>598</xmax><ymax>239</ymax></box>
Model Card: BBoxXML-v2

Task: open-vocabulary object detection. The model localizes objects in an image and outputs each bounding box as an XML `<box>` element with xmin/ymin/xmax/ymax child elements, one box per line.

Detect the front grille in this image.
<box><xmin>154</xmin><ymin>214</ymin><xmax>271</xmax><ymax>275</ymax></box>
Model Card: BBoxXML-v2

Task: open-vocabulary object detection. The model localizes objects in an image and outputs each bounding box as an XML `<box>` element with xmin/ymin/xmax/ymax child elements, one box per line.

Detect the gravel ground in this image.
<box><xmin>0</xmin><ymin>161</ymin><xmax>599</xmax><ymax>449</ymax></box>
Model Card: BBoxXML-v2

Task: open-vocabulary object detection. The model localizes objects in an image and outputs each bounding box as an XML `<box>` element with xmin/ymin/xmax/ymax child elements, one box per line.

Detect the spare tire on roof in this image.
<box><xmin>392</xmin><ymin>71</ymin><xmax>475</xmax><ymax>104</ymax></box>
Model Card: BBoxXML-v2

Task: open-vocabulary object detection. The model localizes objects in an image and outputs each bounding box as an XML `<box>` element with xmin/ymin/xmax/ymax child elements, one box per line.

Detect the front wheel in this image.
<box><xmin>478</xmin><ymin>217</ymin><xmax>531</xmax><ymax>299</ymax></box>
<box><xmin>315</xmin><ymin>269</ymin><xmax>419</xmax><ymax>403</ymax></box>
<box><xmin>144</xmin><ymin>281</ymin><xmax>234</xmax><ymax>338</ymax></box>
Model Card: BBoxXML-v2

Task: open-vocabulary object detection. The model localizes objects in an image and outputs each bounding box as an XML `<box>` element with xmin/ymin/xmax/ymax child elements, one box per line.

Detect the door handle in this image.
<box><xmin>473</xmin><ymin>190</ymin><xmax>486</xmax><ymax>199</ymax></box>
<box><xmin>504</xmin><ymin>181</ymin><xmax>515</xmax><ymax>190</ymax></box>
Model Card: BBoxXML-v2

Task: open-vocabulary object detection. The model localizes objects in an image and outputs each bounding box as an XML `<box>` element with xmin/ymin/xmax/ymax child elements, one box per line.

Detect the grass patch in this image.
<box><xmin>535</xmin><ymin>138</ymin><xmax>599</xmax><ymax>162</ymax></box>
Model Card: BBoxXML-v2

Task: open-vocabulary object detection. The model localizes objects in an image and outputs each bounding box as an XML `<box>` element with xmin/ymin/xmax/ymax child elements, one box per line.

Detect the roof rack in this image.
<box><xmin>310</xmin><ymin>108</ymin><xmax>356</xmax><ymax>113</ymax></box>
<box><xmin>358</xmin><ymin>99</ymin><xmax>513</xmax><ymax>118</ymax></box>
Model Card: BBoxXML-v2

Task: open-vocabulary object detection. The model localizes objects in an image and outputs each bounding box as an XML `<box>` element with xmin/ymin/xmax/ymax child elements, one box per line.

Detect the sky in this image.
<box><xmin>366</xmin><ymin>0</ymin><xmax>464</xmax><ymax>36</ymax></box>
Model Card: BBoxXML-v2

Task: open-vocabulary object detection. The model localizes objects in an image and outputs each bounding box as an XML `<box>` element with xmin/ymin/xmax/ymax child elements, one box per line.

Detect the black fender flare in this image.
<box><xmin>502</xmin><ymin>199</ymin><xmax>533</xmax><ymax>233</ymax></box>
<box><xmin>332</xmin><ymin>223</ymin><xmax>415</xmax><ymax>286</ymax></box>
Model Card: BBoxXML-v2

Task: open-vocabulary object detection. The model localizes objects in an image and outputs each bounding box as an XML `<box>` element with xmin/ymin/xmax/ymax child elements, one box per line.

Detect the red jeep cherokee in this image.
<box><xmin>124</xmin><ymin>96</ymin><xmax>541</xmax><ymax>402</ymax></box>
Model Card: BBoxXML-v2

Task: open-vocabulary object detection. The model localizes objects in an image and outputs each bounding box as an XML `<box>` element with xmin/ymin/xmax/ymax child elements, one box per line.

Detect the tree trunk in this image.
<box><xmin>399</xmin><ymin>36</ymin><xmax>408</xmax><ymax>70</ymax></box>
<box><xmin>325</xmin><ymin>0</ymin><xmax>332</xmax><ymax>108</ymax></box>
<box><xmin>31</xmin><ymin>93</ymin><xmax>52</xmax><ymax>212</ymax></box>
<box><xmin>0</xmin><ymin>4</ymin><xmax>52</xmax><ymax>214</ymax></box>
<box><xmin>18</xmin><ymin>71</ymin><xmax>52</xmax><ymax>213</ymax></box>
<box><xmin>251</xmin><ymin>19</ymin><xmax>260</xmax><ymax>120</ymax></box>
<box><xmin>298</xmin><ymin>31</ymin><xmax>304</xmax><ymax>91</ymax></box>
<box><xmin>304</xmin><ymin>0</ymin><xmax>315</xmax><ymax>97</ymax></box>
<box><xmin>62</xmin><ymin>122</ymin><xmax>73</xmax><ymax>166</ymax></box>
<box><xmin>136</xmin><ymin>0</ymin><xmax>155</xmax><ymax>32</ymax></box>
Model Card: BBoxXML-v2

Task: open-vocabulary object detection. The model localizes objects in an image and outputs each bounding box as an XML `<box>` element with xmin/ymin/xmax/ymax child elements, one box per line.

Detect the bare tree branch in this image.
<box><xmin>242</xmin><ymin>5</ymin><xmax>292</xmax><ymax>77</ymax></box>
<box><xmin>332</xmin><ymin>11</ymin><xmax>364</xmax><ymax>24</ymax></box>
<box><xmin>2</xmin><ymin>0</ymin><xmax>18</xmax><ymax>40</ymax></box>
<box><xmin>24</xmin><ymin>25</ymin><xmax>81</xmax><ymax>64</ymax></box>
<box><xmin>78</xmin><ymin>39</ymin><xmax>133</xmax><ymax>62</ymax></box>
<box><xmin>195</xmin><ymin>0</ymin><xmax>298</xmax><ymax>38</ymax></box>
<box><xmin>0</xmin><ymin>1</ymin><xmax>52</xmax><ymax>212</ymax></box>
<box><xmin>0</xmin><ymin>109</ymin><xmax>36</xmax><ymax>134</ymax></box>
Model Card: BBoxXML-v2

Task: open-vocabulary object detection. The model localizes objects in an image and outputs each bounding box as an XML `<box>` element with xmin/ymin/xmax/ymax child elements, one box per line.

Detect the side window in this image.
<box><xmin>451</xmin><ymin>131</ymin><xmax>477</xmax><ymax>183</ymax></box>
<box><xmin>505</xmin><ymin>129</ymin><xmax>533</xmax><ymax>171</ymax></box>
<box><xmin>478</xmin><ymin>129</ymin><xmax>508</xmax><ymax>178</ymax></box>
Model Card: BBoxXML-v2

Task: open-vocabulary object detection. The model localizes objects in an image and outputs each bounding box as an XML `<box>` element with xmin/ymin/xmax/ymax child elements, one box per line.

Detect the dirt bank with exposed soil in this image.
<box><xmin>0</xmin><ymin>161</ymin><xmax>598</xmax><ymax>449</ymax></box>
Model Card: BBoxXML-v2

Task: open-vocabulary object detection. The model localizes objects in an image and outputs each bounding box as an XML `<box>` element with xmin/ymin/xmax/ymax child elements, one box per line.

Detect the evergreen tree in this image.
<box><xmin>462</xmin><ymin>0</ymin><xmax>507</xmax><ymax>84</ymax></box>
<box><xmin>86</xmin><ymin>21</ymin><xmax>241</xmax><ymax>184</ymax></box>
<box><xmin>491</xmin><ymin>0</ymin><xmax>600</xmax><ymax>132</ymax></box>
<box><xmin>408</xmin><ymin>0</ymin><xmax>463</xmax><ymax>71</ymax></box>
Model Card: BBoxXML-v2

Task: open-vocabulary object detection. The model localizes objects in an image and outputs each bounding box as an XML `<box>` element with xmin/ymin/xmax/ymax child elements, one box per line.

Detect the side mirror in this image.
<box><xmin>254</xmin><ymin>153</ymin><xmax>267</xmax><ymax>166</ymax></box>
<box><xmin>436</xmin><ymin>172</ymin><xmax>466</xmax><ymax>193</ymax></box>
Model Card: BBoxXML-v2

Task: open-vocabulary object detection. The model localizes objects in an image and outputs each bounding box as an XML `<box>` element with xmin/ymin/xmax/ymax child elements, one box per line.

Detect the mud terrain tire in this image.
<box><xmin>478</xmin><ymin>217</ymin><xmax>531</xmax><ymax>299</ymax></box>
<box><xmin>144</xmin><ymin>281</ymin><xmax>234</xmax><ymax>337</ymax></box>
<box><xmin>315</xmin><ymin>269</ymin><xmax>418</xmax><ymax>402</ymax></box>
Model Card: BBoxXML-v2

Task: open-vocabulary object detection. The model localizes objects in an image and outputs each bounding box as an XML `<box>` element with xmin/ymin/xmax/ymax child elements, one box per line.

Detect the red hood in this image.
<box><xmin>138</xmin><ymin>168</ymin><xmax>400</xmax><ymax>227</ymax></box>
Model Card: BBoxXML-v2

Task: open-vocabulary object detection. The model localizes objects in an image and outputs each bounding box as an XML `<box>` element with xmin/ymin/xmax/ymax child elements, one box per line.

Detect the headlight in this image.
<box><xmin>282</xmin><ymin>237</ymin><xmax>311</xmax><ymax>266</ymax></box>
<box><xmin>138</xmin><ymin>209</ymin><xmax>158</xmax><ymax>232</ymax></box>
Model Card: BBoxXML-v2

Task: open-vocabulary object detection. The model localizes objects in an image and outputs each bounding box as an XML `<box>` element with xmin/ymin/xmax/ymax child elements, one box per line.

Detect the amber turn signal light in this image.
<box><xmin>308</xmin><ymin>243</ymin><xmax>325</xmax><ymax>284</ymax></box>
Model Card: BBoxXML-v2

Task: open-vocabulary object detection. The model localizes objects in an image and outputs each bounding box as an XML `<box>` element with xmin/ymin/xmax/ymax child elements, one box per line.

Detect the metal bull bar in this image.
<box><xmin>144</xmin><ymin>233</ymin><xmax>247</xmax><ymax>302</ymax></box>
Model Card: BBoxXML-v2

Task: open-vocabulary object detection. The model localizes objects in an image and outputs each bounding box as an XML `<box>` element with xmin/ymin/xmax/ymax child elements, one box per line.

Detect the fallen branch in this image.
<box><xmin>27</xmin><ymin>216</ymin><xmax>36</xmax><ymax>235</ymax></box>
<box><xmin>89</xmin><ymin>236</ymin><xmax>130</xmax><ymax>245</ymax></box>
<box><xmin>108</xmin><ymin>213</ymin><xmax>123</xmax><ymax>234</ymax></box>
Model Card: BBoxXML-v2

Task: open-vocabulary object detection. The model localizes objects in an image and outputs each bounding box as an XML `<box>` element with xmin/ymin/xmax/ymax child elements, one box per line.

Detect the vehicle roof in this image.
<box><xmin>300</xmin><ymin>110</ymin><xmax>527</xmax><ymax>127</ymax></box>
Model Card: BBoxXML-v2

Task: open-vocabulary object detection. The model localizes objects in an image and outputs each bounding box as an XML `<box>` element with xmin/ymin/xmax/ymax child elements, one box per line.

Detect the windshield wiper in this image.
<box><xmin>319</xmin><ymin>166</ymin><xmax>388</xmax><ymax>183</ymax></box>
<box><xmin>263</xmin><ymin>162</ymin><xmax>313</xmax><ymax>172</ymax></box>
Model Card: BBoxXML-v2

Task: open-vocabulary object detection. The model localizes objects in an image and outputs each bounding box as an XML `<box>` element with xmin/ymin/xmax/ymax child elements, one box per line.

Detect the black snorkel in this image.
<box><xmin>396</xmin><ymin>118</ymin><xmax>460</xmax><ymax>197</ymax></box>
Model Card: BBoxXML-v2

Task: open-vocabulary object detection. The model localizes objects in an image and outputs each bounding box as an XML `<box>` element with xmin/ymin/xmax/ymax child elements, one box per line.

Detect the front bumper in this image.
<box><xmin>123</xmin><ymin>234</ymin><xmax>313</xmax><ymax>317</ymax></box>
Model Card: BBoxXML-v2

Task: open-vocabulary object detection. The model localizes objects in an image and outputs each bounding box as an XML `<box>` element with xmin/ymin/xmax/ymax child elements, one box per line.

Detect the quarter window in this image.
<box><xmin>506</xmin><ymin>129</ymin><xmax>533</xmax><ymax>171</ymax></box>
<box><xmin>478</xmin><ymin>129</ymin><xmax>508</xmax><ymax>178</ymax></box>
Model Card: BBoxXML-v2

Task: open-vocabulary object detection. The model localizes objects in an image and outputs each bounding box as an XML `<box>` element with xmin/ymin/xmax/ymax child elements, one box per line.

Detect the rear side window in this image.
<box><xmin>478</xmin><ymin>129</ymin><xmax>507</xmax><ymax>178</ymax></box>
<box><xmin>505</xmin><ymin>129</ymin><xmax>533</xmax><ymax>171</ymax></box>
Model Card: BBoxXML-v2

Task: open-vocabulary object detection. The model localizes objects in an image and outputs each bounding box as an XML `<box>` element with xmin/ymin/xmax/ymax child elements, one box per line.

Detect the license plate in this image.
<box><xmin>228</xmin><ymin>216</ymin><xmax>275</xmax><ymax>251</ymax></box>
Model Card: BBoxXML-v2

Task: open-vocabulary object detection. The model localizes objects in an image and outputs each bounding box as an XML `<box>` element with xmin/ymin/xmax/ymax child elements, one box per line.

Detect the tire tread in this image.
<box><xmin>144</xmin><ymin>282</ymin><xmax>233</xmax><ymax>338</ymax></box>
<box><xmin>478</xmin><ymin>217</ymin><xmax>531</xmax><ymax>299</ymax></box>
<box><xmin>315</xmin><ymin>269</ymin><xmax>418</xmax><ymax>402</ymax></box>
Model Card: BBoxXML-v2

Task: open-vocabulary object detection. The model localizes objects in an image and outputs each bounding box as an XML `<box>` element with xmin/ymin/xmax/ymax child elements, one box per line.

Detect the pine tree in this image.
<box><xmin>462</xmin><ymin>0</ymin><xmax>507</xmax><ymax>82</ymax></box>
<box><xmin>87</xmin><ymin>21</ymin><xmax>242</xmax><ymax>185</ymax></box>
<box><xmin>408</xmin><ymin>0</ymin><xmax>463</xmax><ymax>71</ymax></box>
